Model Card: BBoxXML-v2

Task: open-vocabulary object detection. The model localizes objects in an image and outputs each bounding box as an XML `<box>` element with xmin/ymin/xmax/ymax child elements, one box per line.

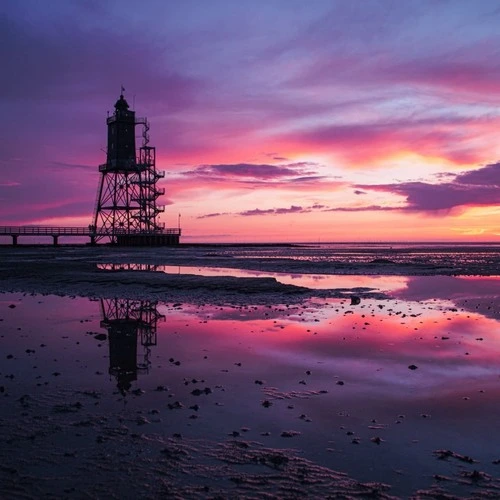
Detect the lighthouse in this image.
<box><xmin>91</xmin><ymin>91</ymin><xmax>181</xmax><ymax>245</ymax></box>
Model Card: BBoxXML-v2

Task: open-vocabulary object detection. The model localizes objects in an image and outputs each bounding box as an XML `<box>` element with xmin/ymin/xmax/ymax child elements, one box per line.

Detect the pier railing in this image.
<box><xmin>0</xmin><ymin>226</ymin><xmax>181</xmax><ymax>245</ymax></box>
<box><xmin>0</xmin><ymin>226</ymin><xmax>91</xmax><ymax>235</ymax></box>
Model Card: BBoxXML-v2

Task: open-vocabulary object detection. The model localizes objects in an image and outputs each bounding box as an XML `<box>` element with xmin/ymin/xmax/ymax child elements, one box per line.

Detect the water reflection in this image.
<box><xmin>1</xmin><ymin>276</ymin><xmax>500</xmax><ymax>498</ymax></box>
<box><xmin>97</xmin><ymin>262</ymin><xmax>408</xmax><ymax>293</ymax></box>
<box><xmin>393</xmin><ymin>276</ymin><xmax>500</xmax><ymax>320</ymax></box>
<box><xmin>99</xmin><ymin>298</ymin><xmax>164</xmax><ymax>394</ymax></box>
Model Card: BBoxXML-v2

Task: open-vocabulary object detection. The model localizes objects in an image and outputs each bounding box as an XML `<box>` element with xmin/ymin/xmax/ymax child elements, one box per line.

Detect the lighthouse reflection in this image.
<box><xmin>99</xmin><ymin>298</ymin><xmax>164</xmax><ymax>394</ymax></box>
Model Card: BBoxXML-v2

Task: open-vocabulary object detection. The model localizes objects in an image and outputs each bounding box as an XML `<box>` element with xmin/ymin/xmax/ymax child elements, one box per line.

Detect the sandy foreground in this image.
<box><xmin>1</xmin><ymin>245</ymin><xmax>500</xmax><ymax>499</ymax></box>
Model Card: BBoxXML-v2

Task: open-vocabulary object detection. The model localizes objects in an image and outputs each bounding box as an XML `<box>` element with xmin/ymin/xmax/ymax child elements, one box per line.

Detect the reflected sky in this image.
<box><xmin>1</xmin><ymin>277</ymin><xmax>500</xmax><ymax>498</ymax></box>
<box><xmin>98</xmin><ymin>262</ymin><xmax>410</xmax><ymax>292</ymax></box>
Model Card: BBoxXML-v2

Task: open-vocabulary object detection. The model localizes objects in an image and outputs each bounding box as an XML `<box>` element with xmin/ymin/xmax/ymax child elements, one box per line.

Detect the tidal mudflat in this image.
<box><xmin>1</xmin><ymin>245</ymin><xmax>500</xmax><ymax>498</ymax></box>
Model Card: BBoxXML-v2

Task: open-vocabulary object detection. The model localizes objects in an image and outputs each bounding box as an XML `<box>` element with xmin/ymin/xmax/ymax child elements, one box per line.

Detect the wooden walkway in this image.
<box><xmin>0</xmin><ymin>226</ymin><xmax>181</xmax><ymax>245</ymax></box>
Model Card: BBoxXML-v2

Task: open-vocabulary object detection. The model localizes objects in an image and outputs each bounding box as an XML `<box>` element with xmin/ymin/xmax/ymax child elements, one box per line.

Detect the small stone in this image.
<box><xmin>281</xmin><ymin>430</ymin><xmax>300</xmax><ymax>438</ymax></box>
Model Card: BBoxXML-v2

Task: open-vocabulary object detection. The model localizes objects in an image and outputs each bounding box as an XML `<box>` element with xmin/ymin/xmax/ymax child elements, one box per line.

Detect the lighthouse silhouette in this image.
<box><xmin>91</xmin><ymin>91</ymin><xmax>181</xmax><ymax>245</ymax></box>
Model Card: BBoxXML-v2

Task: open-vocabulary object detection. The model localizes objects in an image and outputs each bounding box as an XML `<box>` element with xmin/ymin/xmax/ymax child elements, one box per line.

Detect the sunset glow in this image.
<box><xmin>1</xmin><ymin>1</ymin><xmax>500</xmax><ymax>242</ymax></box>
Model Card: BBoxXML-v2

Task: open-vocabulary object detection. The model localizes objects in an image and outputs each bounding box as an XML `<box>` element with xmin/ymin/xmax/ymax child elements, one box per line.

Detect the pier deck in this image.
<box><xmin>0</xmin><ymin>226</ymin><xmax>181</xmax><ymax>246</ymax></box>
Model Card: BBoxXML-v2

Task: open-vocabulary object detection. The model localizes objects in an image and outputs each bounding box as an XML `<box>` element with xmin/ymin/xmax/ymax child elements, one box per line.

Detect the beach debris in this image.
<box><xmin>262</xmin><ymin>400</ymin><xmax>272</xmax><ymax>408</ymax></box>
<box><xmin>281</xmin><ymin>430</ymin><xmax>300</xmax><ymax>438</ymax></box>
<box><xmin>8</xmin><ymin>304</ymin><xmax>16</xmax><ymax>308</ymax></box>
<box><xmin>167</xmin><ymin>401</ymin><xmax>183</xmax><ymax>410</ymax></box>
<box><xmin>136</xmin><ymin>416</ymin><xmax>150</xmax><ymax>425</ymax></box>
<box><xmin>408</xmin><ymin>364</ymin><xmax>418</xmax><ymax>370</ymax></box>
<box><xmin>94</xmin><ymin>333</ymin><xmax>107</xmax><ymax>341</ymax></box>
<box><xmin>460</xmin><ymin>469</ymin><xmax>490</xmax><ymax>482</ymax></box>
<box><xmin>254</xmin><ymin>379</ymin><xmax>264</xmax><ymax>385</ymax></box>
<box><xmin>350</xmin><ymin>296</ymin><xmax>361</xmax><ymax>305</ymax></box>
<box><xmin>432</xmin><ymin>474</ymin><xmax>451</xmax><ymax>482</ymax></box>
<box><xmin>191</xmin><ymin>387</ymin><xmax>212</xmax><ymax>396</ymax></box>
<box><xmin>371</xmin><ymin>436</ymin><xmax>383</xmax><ymax>445</ymax></box>
<box><xmin>433</xmin><ymin>449</ymin><xmax>476</xmax><ymax>463</ymax></box>
<box><xmin>336</xmin><ymin>380</ymin><xmax>345</xmax><ymax>385</ymax></box>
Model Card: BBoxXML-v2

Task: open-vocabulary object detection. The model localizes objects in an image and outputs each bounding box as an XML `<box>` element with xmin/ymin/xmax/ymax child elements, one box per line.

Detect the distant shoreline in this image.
<box><xmin>1</xmin><ymin>240</ymin><xmax>500</xmax><ymax>249</ymax></box>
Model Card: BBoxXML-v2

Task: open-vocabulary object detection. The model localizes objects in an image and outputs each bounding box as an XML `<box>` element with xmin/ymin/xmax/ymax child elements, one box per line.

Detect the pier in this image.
<box><xmin>0</xmin><ymin>226</ymin><xmax>181</xmax><ymax>246</ymax></box>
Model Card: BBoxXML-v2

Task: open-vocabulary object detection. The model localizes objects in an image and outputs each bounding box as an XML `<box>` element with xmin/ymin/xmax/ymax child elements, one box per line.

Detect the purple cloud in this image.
<box><xmin>239</xmin><ymin>205</ymin><xmax>305</xmax><ymax>216</ymax></box>
<box><xmin>192</xmin><ymin>163</ymin><xmax>305</xmax><ymax>179</ymax></box>
<box><xmin>323</xmin><ymin>205</ymin><xmax>399</xmax><ymax>212</ymax></box>
<box><xmin>356</xmin><ymin>163</ymin><xmax>500</xmax><ymax>212</ymax></box>
<box><xmin>197</xmin><ymin>212</ymin><xmax>228</xmax><ymax>219</ymax></box>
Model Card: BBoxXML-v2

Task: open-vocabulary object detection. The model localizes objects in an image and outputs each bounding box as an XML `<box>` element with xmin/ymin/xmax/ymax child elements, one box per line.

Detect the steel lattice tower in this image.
<box><xmin>91</xmin><ymin>92</ymin><xmax>179</xmax><ymax>245</ymax></box>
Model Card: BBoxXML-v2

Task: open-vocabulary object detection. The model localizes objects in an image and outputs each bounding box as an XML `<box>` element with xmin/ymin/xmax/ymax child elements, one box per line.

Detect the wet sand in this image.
<box><xmin>1</xmin><ymin>245</ymin><xmax>500</xmax><ymax>498</ymax></box>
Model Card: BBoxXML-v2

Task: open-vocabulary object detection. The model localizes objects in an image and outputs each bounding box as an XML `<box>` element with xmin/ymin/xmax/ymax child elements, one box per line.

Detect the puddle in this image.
<box><xmin>97</xmin><ymin>262</ymin><xmax>409</xmax><ymax>293</ymax></box>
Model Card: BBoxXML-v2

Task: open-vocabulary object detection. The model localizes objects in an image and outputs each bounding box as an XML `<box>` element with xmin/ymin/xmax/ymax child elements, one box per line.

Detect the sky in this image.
<box><xmin>1</xmin><ymin>0</ymin><xmax>500</xmax><ymax>243</ymax></box>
